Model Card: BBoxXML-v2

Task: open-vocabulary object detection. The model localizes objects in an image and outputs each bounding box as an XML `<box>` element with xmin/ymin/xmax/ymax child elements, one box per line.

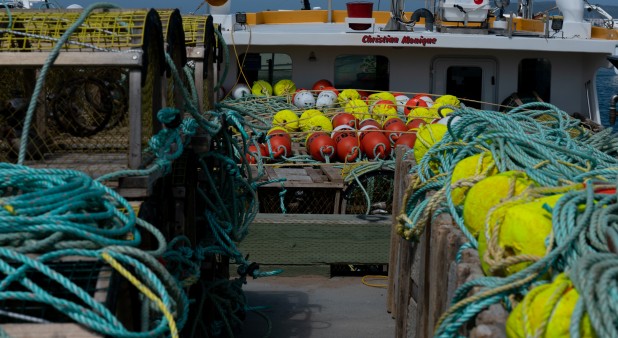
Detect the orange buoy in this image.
<box><xmin>332</xmin><ymin>113</ymin><xmax>359</xmax><ymax>129</ymax></box>
<box><xmin>306</xmin><ymin>132</ymin><xmax>337</xmax><ymax>162</ymax></box>
<box><xmin>383</xmin><ymin>118</ymin><xmax>407</xmax><ymax>144</ymax></box>
<box><xmin>395</xmin><ymin>132</ymin><xmax>417</xmax><ymax>149</ymax></box>
<box><xmin>246</xmin><ymin>143</ymin><xmax>267</xmax><ymax>164</ymax></box>
<box><xmin>333</xmin><ymin>130</ymin><xmax>361</xmax><ymax>162</ymax></box>
<box><xmin>266</xmin><ymin>129</ymin><xmax>292</xmax><ymax>159</ymax></box>
<box><xmin>359</xmin><ymin>128</ymin><xmax>391</xmax><ymax>160</ymax></box>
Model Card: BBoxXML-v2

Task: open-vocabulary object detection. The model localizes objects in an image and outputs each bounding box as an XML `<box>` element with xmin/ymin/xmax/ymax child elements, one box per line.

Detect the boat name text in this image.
<box><xmin>361</xmin><ymin>35</ymin><xmax>437</xmax><ymax>46</ymax></box>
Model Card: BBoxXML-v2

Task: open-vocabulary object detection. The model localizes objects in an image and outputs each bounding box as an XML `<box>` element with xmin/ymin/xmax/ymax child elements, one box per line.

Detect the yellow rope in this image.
<box><xmin>100</xmin><ymin>251</ymin><xmax>178</xmax><ymax>338</ymax></box>
<box><xmin>361</xmin><ymin>275</ymin><xmax>388</xmax><ymax>288</ymax></box>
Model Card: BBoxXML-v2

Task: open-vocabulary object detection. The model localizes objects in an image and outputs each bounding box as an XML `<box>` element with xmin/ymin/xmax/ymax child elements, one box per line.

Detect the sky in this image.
<box><xmin>52</xmin><ymin>0</ymin><xmax>618</xmax><ymax>15</ymax></box>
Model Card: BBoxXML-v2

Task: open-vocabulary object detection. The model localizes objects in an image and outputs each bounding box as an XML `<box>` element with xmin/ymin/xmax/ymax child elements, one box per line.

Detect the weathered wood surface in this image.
<box><xmin>1</xmin><ymin>324</ymin><xmax>103</xmax><ymax>338</ymax></box>
<box><xmin>388</xmin><ymin>145</ymin><xmax>481</xmax><ymax>338</ymax></box>
<box><xmin>239</xmin><ymin>213</ymin><xmax>391</xmax><ymax>274</ymax></box>
<box><xmin>253</xmin><ymin>165</ymin><xmax>344</xmax><ymax>188</ymax></box>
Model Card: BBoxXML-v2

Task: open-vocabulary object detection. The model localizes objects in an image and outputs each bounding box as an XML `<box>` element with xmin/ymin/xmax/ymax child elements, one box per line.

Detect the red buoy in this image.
<box><xmin>246</xmin><ymin>144</ymin><xmax>268</xmax><ymax>164</ymax></box>
<box><xmin>332</xmin><ymin>113</ymin><xmax>359</xmax><ymax>129</ymax></box>
<box><xmin>359</xmin><ymin>129</ymin><xmax>391</xmax><ymax>160</ymax></box>
<box><xmin>394</xmin><ymin>132</ymin><xmax>417</xmax><ymax>149</ymax></box>
<box><xmin>312</xmin><ymin>79</ymin><xmax>333</xmax><ymax>92</ymax></box>
<box><xmin>266</xmin><ymin>129</ymin><xmax>292</xmax><ymax>159</ymax></box>
<box><xmin>306</xmin><ymin>132</ymin><xmax>337</xmax><ymax>162</ymax></box>
<box><xmin>383</xmin><ymin>118</ymin><xmax>407</xmax><ymax>144</ymax></box>
<box><xmin>406</xmin><ymin>118</ymin><xmax>428</xmax><ymax>130</ymax></box>
<box><xmin>333</xmin><ymin>130</ymin><xmax>360</xmax><ymax>162</ymax></box>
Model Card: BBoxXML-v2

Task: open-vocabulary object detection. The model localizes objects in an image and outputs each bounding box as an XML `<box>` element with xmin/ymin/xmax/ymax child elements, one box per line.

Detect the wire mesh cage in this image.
<box><xmin>0</xmin><ymin>260</ymin><xmax>117</xmax><ymax>324</ymax></box>
<box><xmin>0</xmin><ymin>9</ymin><xmax>171</xmax><ymax>177</ymax></box>
<box><xmin>0</xmin><ymin>66</ymin><xmax>139</xmax><ymax>177</ymax></box>
<box><xmin>342</xmin><ymin>169</ymin><xmax>395</xmax><ymax>215</ymax></box>
<box><xmin>0</xmin><ymin>9</ymin><xmax>150</xmax><ymax>52</ymax></box>
<box><xmin>258</xmin><ymin>186</ymin><xmax>338</xmax><ymax>214</ymax></box>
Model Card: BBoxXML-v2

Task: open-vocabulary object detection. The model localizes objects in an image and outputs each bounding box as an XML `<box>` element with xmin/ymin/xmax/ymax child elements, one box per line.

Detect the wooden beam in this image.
<box><xmin>240</xmin><ymin>213</ymin><xmax>391</xmax><ymax>265</ymax></box>
<box><xmin>1</xmin><ymin>323</ymin><xmax>102</xmax><ymax>338</ymax></box>
<box><xmin>0</xmin><ymin>52</ymin><xmax>142</xmax><ymax>67</ymax></box>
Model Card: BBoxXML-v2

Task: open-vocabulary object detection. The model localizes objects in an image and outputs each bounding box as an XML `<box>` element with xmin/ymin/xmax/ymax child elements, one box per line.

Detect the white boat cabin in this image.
<box><xmin>212</xmin><ymin>0</ymin><xmax>618</xmax><ymax>124</ymax></box>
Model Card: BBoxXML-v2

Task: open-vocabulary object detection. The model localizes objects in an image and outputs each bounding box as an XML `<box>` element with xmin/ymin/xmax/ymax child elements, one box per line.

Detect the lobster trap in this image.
<box><xmin>0</xmin><ymin>9</ymin><xmax>190</xmax><ymax>187</ymax></box>
<box><xmin>0</xmin><ymin>260</ymin><xmax>116</xmax><ymax>325</ymax></box>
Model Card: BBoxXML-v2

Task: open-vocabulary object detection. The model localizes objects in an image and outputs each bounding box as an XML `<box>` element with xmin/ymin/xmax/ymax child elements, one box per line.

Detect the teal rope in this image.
<box><xmin>570</xmin><ymin>252</ymin><xmax>618</xmax><ymax>338</ymax></box>
<box><xmin>0</xmin><ymin>247</ymin><xmax>188</xmax><ymax>337</ymax></box>
<box><xmin>0</xmin><ymin>164</ymin><xmax>148</xmax><ymax>251</ymax></box>
<box><xmin>435</xmin><ymin>182</ymin><xmax>618</xmax><ymax>336</ymax></box>
<box><xmin>18</xmin><ymin>2</ymin><xmax>120</xmax><ymax>164</ymax></box>
<box><xmin>400</xmin><ymin>103</ymin><xmax>618</xmax><ymax>245</ymax></box>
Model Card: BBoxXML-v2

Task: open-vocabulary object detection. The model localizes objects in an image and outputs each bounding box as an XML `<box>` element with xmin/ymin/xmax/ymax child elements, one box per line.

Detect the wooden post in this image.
<box><xmin>387</xmin><ymin>145</ymin><xmax>409</xmax><ymax>313</ymax></box>
<box><xmin>427</xmin><ymin>216</ymin><xmax>466</xmax><ymax>332</ymax></box>
<box><xmin>128</xmin><ymin>68</ymin><xmax>142</xmax><ymax>169</ymax></box>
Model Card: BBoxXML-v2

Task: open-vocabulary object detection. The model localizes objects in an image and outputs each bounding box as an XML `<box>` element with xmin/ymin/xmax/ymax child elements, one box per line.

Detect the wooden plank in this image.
<box><xmin>274</xmin><ymin>168</ymin><xmax>312</xmax><ymax>178</ymax></box>
<box><xmin>427</xmin><ymin>224</ymin><xmax>449</xmax><ymax>331</ymax></box>
<box><xmin>128</xmin><ymin>69</ymin><xmax>142</xmax><ymax>170</ymax></box>
<box><xmin>305</xmin><ymin>167</ymin><xmax>325</xmax><ymax>183</ymax></box>
<box><xmin>386</xmin><ymin>146</ymin><xmax>406</xmax><ymax>314</ymax></box>
<box><xmin>265</xmin><ymin>166</ymin><xmax>279</xmax><ymax>180</ymax></box>
<box><xmin>259</xmin><ymin>181</ymin><xmax>343</xmax><ymax>189</ymax></box>
<box><xmin>427</xmin><ymin>215</ymin><xmax>467</xmax><ymax>333</ymax></box>
<box><xmin>2</xmin><ymin>324</ymin><xmax>102</xmax><ymax>337</ymax></box>
<box><xmin>0</xmin><ymin>52</ymin><xmax>142</xmax><ymax>67</ymax></box>
<box><xmin>240</xmin><ymin>214</ymin><xmax>391</xmax><ymax>265</ymax></box>
<box><xmin>334</xmin><ymin>189</ymin><xmax>341</xmax><ymax>214</ymax></box>
<box><xmin>278</xmin><ymin>174</ymin><xmax>313</xmax><ymax>182</ymax></box>
<box><xmin>321</xmin><ymin>165</ymin><xmax>344</xmax><ymax>183</ymax></box>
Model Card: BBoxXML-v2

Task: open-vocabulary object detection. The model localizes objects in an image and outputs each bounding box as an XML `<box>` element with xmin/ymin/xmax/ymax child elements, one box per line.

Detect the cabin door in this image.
<box><xmin>431</xmin><ymin>58</ymin><xmax>497</xmax><ymax>110</ymax></box>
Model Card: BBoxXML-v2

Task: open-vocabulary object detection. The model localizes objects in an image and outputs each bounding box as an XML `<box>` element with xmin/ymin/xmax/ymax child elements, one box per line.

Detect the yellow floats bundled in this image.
<box><xmin>395</xmin><ymin>101</ymin><xmax>618</xmax><ymax>337</ymax></box>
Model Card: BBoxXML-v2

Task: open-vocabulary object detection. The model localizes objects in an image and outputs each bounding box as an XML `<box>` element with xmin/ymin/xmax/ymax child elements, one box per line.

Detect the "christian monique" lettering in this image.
<box><xmin>361</xmin><ymin>35</ymin><xmax>437</xmax><ymax>46</ymax></box>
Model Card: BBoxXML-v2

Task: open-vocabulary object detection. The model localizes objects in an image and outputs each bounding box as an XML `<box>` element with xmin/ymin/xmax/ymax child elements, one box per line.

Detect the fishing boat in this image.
<box><xmin>211</xmin><ymin>0</ymin><xmax>618</xmax><ymax>125</ymax></box>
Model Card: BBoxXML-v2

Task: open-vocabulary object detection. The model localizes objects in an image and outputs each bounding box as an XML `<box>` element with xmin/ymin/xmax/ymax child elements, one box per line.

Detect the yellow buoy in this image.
<box><xmin>462</xmin><ymin>171</ymin><xmax>536</xmax><ymax>238</ymax></box>
<box><xmin>413</xmin><ymin>123</ymin><xmax>448</xmax><ymax>165</ymax></box>
<box><xmin>372</xmin><ymin>101</ymin><xmax>398</xmax><ymax>125</ymax></box>
<box><xmin>251</xmin><ymin>80</ymin><xmax>273</xmax><ymax>96</ymax></box>
<box><xmin>344</xmin><ymin>99</ymin><xmax>371</xmax><ymax>121</ymax></box>
<box><xmin>407</xmin><ymin>106</ymin><xmax>440</xmax><ymax>123</ymax></box>
<box><xmin>299</xmin><ymin>109</ymin><xmax>324</xmax><ymax>132</ymax></box>
<box><xmin>304</xmin><ymin>114</ymin><xmax>333</xmax><ymax>132</ymax></box>
<box><xmin>430</xmin><ymin>102</ymin><xmax>455</xmax><ymax>117</ymax></box>
<box><xmin>273</xmin><ymin>79</ymin><xmax>296</xmax><ymax>96</ymax></box>
<box><xmin>434</xmin><ymin>94</ymin><xmax>461</xmax><ymax>108</ymax></box>
<box><xmin>337</xmin><ymin>89</ymin><xmax>360</xmax><ymax>105</ymax></box>
<box><xmin>450</xmin><ymin>152</ymin><xmax>498</xmax><ymax>205</ymax></box>
<box><xmin>272</xmin><ymin>109</ymin><xmax>299</xmax><ymax>132</ymax></box>
<box><xmin>477</xmin><ymin>194</ymin><xmax>562</xmax><ymax>276</ymax></box>
<box><xmin>506</xmin><ymin>273</ymin><xmax>596</xmax><ymax>338</ymax></box>
<box><xmin>367</xmin><ymin>91</ymin><xmax>396</xmax><ymax>105</ymax></box>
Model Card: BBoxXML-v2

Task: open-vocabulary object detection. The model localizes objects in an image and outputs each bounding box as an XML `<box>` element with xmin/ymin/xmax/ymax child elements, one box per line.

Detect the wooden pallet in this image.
<box><xmin>253</xmin><ymin>165</ymin><xmax>345</xmax><ymax>214</ymax></box>
<box><xmin>239</xmin><ymin>213</ymin><xmax>392</xmax><ymax>276</ymax></box>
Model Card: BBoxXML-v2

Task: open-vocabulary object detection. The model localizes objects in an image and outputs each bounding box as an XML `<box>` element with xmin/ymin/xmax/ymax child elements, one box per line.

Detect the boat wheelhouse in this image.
<box><xmin>212</xmin><ymin>0</ymin><xmax>618</xmax><ymax>124</ymax></box>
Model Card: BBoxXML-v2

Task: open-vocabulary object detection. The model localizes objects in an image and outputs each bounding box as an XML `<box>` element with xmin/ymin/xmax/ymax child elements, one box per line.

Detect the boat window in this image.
<box><xmin>334</xmin><ymin>55</ymin><xmax>389</xmax><ymax>91</ymax></box>
<box><xmin>237</xmin><ymin>53</ymin><xmax>292</xmax><ymax>85</ymax></box>
<box><xmin>518</xmin><ymin>58</ymin><xmax>551</xmax><ymax>102</ymax></box>
<box><xmin>446</xmin><ymin>66</ymin><xmax>483</xmax><ymax>109</ymax></box>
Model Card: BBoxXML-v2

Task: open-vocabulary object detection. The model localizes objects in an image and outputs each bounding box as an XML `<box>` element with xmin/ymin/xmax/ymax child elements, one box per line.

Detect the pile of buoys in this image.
<box><xmin>229</xmin><ymin>79</ymin><xmax>463</xmax><ymax>163</ymax></box>
<box><xmin>393</xmin><ymin>101</ymin><xmax>618</xmax><ymax>337</ymax></box>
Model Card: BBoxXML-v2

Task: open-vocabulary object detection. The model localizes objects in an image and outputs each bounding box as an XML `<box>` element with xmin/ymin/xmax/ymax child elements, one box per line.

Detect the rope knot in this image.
<box><xmin>157</xmin><ymin>107</ymin><xmax>182</xmax><ymax>128</ymax></box>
